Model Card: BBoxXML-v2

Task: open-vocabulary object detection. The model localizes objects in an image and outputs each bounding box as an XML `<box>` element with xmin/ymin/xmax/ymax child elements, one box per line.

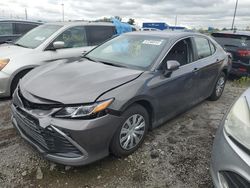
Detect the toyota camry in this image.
<box><xmin>12</xmin><ymin>31</ymin><xmax>230</xmax><ymax>165</ymax></box>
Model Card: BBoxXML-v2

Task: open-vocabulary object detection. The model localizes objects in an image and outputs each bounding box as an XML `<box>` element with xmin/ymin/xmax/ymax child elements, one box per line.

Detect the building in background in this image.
<box><xmin>142</xmin><ymin>22</ymin><xmax>186</xmax><ymax>31</ymax></box>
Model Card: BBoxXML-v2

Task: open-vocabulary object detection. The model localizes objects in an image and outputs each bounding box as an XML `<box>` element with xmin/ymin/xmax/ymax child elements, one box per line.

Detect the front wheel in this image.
<box><xmin>110</xmin><ymin>104</ymin><xmax>149</xmax><ymax>157</ymax></box>
<box><xmin>209</xmin><ymin>72</ymin><xmax>226</xmax><ymax>101</ymax></box>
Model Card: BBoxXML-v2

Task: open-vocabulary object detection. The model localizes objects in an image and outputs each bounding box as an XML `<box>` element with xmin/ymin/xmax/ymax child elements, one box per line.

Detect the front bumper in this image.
<box><xmin>210</xmin><ymin>118</ymin><xmax>250</xmax><ymax>187</ymax></box>
<box><xmin>11</xmin><ymin>92</ymin><xmax>123</xmax><ymax>166</ymax></box>
<box><xmin>0</xmin><ymin>71</ymin><xmax>11</xmax><ymax>97</ymax></box>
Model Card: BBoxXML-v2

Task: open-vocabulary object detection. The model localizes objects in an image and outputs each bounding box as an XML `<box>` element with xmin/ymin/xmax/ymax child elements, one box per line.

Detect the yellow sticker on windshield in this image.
<box><xmin>142</xmin><ymin>40</ymin><xmax>163</xmax><ymax>45</ymax></box>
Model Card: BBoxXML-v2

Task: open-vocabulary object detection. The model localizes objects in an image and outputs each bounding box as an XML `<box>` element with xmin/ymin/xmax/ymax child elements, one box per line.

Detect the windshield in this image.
<box><xmin>86</xmin><ymin>35</ymin><xmax>168</xmax><ymax>69</ymax></box>
<box><xmin>15</xmin><ymin>24</ymin><xmax>62</xmax><ymax>48</ymax></box>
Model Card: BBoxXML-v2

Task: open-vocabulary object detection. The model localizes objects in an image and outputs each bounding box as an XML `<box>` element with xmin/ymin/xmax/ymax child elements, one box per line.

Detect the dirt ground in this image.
<box><xmin>0</xmin><ymin>82</ymin><xmax>247</xmax><ymax>188</ymax></box>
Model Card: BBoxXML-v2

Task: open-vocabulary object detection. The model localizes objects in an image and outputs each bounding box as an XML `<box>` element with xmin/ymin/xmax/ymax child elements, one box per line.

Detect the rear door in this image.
<box><xmin>192</xmin><ymin>36</ymin><xmax>222</xmax><ymax>100</ymax></box>
<box><xmin>85</xmin><ymin>25</ymin><xmax>116</xmax><ymax>47</ymax></box>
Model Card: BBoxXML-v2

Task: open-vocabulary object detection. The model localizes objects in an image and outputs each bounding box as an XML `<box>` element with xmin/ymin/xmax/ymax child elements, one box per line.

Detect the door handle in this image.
<box><xmin>192</xmin><ymin>68</ymin><xmax>199</xmax><ymax>73</ymax></box>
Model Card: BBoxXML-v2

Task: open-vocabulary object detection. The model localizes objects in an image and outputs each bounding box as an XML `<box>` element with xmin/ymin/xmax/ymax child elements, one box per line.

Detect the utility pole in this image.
<box><xmin>175</xmin><ymin>15</ymin><xmax>178</xmax><ymax>30</ymax></box>
<box><xmin>25</xmin><ymin>8</ymin><xmax>28</xmax><ymax>20</ymax></box>
<box><xmin>61</xmin><ymin>0</ymin><xmax>64</xmax><ymax>22</ymax></box>
<box><xmin>231</xmin><ymin>0</ymin><xmax>238</xmax><ymax>30</ymax></box>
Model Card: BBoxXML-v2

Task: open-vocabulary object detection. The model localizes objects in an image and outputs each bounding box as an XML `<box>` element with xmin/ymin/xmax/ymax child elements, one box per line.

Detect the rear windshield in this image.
<box><xmin>212</xmin><ymin>33</ymin><xmax>250</xmax><ymax>49</ymax></box>
<box><xmin>15</xmin><ymin>24</ymin><xmax>62</xmax><ymax>49</ymax></box>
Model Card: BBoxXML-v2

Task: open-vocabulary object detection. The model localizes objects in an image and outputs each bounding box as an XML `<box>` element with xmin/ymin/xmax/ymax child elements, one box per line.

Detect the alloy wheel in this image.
<box><xmin>216</xmin><ymin>76</ymin><xmax>225</xmax><ymax>97</ymax></box>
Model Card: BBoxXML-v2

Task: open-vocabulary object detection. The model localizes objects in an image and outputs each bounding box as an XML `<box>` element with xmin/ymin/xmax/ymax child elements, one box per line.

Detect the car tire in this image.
<box><xmin>110</xmin><ymin>104</ymin><xmax>149</xmax><ymax>157</ymax></box>
<box><xmin>209</xmin><ymin>72</ymin><xmax>226</xmax><ymax>101</ymax></box>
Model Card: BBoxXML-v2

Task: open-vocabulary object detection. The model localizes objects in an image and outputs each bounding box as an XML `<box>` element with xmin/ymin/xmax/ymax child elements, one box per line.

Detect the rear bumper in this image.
<box><xmin>230</xmin><ymin>61</ymin><xmax>250</xmax><ymax>77</ymax></box>
<box><xmin>0</xmin><ymin>71</ymin><xmax>11</xmax><ymax>97</ymax></box>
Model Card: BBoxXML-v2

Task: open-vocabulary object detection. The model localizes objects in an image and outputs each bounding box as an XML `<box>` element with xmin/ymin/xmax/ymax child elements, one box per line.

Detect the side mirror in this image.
<box><xmin>163</xmin><ymin>60</ymin><xmax>180</xmax><ymax>77</ymax></box>
<box><xmin>53</xmin><ymin>41</ymin><xmax>65</xmax><ymax>50</ymax></box>
<box><xmin>167</xmin><ymin>60</ymin><xmax>180</xmax><ymax>71</ymax></box>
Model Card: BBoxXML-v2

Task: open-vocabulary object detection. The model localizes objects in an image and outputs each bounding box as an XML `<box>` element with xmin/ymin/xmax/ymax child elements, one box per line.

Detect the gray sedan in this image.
<box><xmin>211</xmin><ymin>88</ymin><xmax>250</xmax><ymax>188</ymax></box>
<box><xmin>12</xmin><ymin>31</ymin><xmax>229</xmax><ymax>166</ymax></box>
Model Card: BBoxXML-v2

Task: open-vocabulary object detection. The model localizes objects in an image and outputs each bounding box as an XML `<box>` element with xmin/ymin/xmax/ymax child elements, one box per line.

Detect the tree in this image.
<box><xmin>127</xmin><ymin>18</ymin><xmax>135</xmax><ymax>25</ymax></box>
<box><xmin>114</xmin><ymin>16</ymin><xmax>122</xmax><ymax>21</ymax></box>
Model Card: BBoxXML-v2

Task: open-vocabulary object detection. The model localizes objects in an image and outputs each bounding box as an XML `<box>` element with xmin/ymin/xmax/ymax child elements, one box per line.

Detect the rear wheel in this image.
<box><xmin>110</xmin><ymin>104</ymin><xmax>149</xmax><ymax>157</ymax></box>
<box><xmin>209</xmin><ymin>72</ymin><xmax>226</xmax><ymax>101</ymax></box>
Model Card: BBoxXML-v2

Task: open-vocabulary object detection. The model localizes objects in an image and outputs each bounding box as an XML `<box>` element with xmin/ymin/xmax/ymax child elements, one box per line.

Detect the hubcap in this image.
<box><xmin>216</xmin><ymin>76</ymin><xmax>225</xmax><ymax>97</ymax></box>
<box><xmin>119</xmin><ymin>114</ymin><xmax>146</xmax><ymax>150</ymax></box>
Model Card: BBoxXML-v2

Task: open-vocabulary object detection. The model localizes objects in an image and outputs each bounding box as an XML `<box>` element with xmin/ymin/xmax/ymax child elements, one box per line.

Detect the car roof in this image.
<box><xmin>124</xmin><ymin>31</ymin><xmax>204</xmax><ymax>39</ymax></box>
<box><xmin>0</xmin><ymin>19</ymin><xmax>42</xmax><ymax>24</ymax></box>
<box><xmin>212</xmin><ymin>30</ymin><xmax>250</xmax><ymax>36</ymax></box>
<box><xmin>44</xmin><ymin>21</ymin><xmax>114</xmax><ymax>27</ymax></box>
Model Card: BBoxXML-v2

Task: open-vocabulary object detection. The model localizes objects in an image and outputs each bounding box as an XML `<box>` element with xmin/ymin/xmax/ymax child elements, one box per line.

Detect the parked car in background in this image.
<box><xmin>140</xmin><ymin>27</ymin><xmax>161</xmax><ymax>31</ymax></box>
<box><xmin>212</xmin><ymin>31</ymin><xmax>250</xmax><ymax>77</ymax></box>
<box><xmin>0</xmin><ymin>19</ymin><xmax>41</xmax><ymax>44</ymax></box>
<box><xmin>0</xmin><ymin>21</ymin><xmax>130</xmax><ymax>98</ymax></box>
<box><xmin>211</xmin><ymin>88</ymin><xmax>250</xmax><ymax>188</ymax></box>
<box><xmin>12</xmin><ymin>31</ymin><xmax>230</xmax><ymax>166</ymax></box>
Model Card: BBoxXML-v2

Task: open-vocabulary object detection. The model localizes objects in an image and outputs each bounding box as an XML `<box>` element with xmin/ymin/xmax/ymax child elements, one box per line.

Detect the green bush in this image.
<box><xmin>233</xmin><ymin>76</ymin><xmax>250</xmax><ymax>87</ymax></box>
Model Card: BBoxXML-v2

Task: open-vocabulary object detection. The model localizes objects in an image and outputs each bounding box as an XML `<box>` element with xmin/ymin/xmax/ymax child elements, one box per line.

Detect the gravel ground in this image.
<box><xmin>0</xmin><ymin>82</ymin><xmax>247</xmax><ymax>188</ymax></box>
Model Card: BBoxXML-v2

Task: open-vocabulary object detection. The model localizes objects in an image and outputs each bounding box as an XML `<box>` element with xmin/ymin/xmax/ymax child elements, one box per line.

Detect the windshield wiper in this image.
<box><xmin>13</xmin><ymin>43</ymin><xmax>29</xmax><ymax>48</ymax></box>
<box><xmin>99</xmin><ymin>61</ymin><xmax>126</xmax><ymax>68</ymax></box>
<box><xmin>83</xmin><ymin>56</ymin><xmax>97</xmax><ymax>62</ymax></box>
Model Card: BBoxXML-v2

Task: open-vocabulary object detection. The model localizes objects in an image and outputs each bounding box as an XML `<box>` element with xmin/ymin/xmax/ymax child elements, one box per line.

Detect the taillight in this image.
<box><xmin>238</xmin><ymin>49</ymin><xmax>250</xmax><ymax>57</ymax></box>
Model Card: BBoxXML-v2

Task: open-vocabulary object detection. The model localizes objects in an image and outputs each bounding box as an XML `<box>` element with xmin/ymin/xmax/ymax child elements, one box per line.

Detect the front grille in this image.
<box><xmin>18</xmin><ymin>89</ymin><xmax>63</xmax><ymax>110</ymax></box>
<box><xmin>14</xmin><ymin>107</ymin><xmax>82</xmax><ymax>158</ymax></box>
<box><xmin>220</xmin><ymin>171</ymin><xmax>250</xmax><ymax>188</ymax></box>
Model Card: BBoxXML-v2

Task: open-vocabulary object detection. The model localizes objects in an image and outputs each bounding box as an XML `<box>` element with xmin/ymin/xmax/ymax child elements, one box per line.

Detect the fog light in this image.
<box><xmin>219</xmin><ymin>173</ymin><xmax>229</xmax><ymax>188</ymax></box>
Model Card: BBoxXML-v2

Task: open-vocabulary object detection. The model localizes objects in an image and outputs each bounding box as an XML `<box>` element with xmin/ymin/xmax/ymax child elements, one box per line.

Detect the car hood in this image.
<box><xmin>0</xmin><ymin>44</ymin><xmax>33</xmax><ymax>58</ymax></box>
<box><xmin>20</xmin><ymin>59</ymin><xmax>143</xmax><ymax>104</ymax></box>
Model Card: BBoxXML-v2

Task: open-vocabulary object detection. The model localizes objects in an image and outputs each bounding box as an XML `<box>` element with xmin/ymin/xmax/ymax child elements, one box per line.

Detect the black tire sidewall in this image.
<box><xmin>110</xmin><ymin>104</ymin><xmax>149</xmax><ymax>157</ymax></box>
<box><xmin>209</xmin><ymin>72</ymin><xmax>226</xmax><ymax>101</ymax></box>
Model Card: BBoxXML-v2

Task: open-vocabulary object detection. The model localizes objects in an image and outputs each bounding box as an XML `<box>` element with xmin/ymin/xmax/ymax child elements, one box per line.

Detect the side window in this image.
<box><xmin>194</xmin><ymin>37</ymin><xmax>212</xmax><ymax>59</ymax></box>
<box><xmin>164</xmin><ymin>38</ymin><xmax>193</xmax><ymax>66</ymax></box>
<box><xmin>209</xmin><ymin>41</ymin><xmax>216</xmax><ymax>54</ymax></box>
<box><xmin>14</xmin><ymin>23</ymin><xmax>38</xmax><ymax>35</ymax></box>
<box><xmin>53</xmin><ymin>26</ymin><xmax>87</xmax><ymax>48</ymax></box>
<box><xmin>0</xmin><ymin>23</ymin><xmax>13</xmax><ymax>36</ymax></box>
<box><xmin>85</xmin><ymin>26</ymin><xmax>116</xmax><ymax>46</ymax></box>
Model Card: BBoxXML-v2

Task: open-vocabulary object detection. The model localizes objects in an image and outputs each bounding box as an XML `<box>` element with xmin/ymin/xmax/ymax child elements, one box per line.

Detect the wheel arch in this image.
<box><xmin>9</xmin><ymin>66</ymin><xmax>35</xmax><ymax>94</ymax></box>
<box><xmin>120</xmin><ymin>97</ymin><xmax>155</xmax><ymax>130</ymax></box>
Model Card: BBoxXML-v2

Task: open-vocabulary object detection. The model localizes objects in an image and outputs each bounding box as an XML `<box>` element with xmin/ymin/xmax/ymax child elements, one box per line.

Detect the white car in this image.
<box><xmin>0</xmin><ymin>21</ymin><xmax>120</xmax><ymax>97</ymax></box>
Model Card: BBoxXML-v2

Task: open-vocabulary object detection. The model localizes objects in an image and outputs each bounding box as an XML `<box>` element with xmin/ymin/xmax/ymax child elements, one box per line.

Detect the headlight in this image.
<box><xmin>0</xmin><ymin>58</ymin><xmax>10</xmax><ymax>71</ymax></box>
<box><xmin>53</xmin><ymin>98</ymin><xmax>114</xmax><ymax>118</ymax></box>
<box><xmin>224</xmin><ymin>96</ymin><xmax>250</xmax><ymax>150</ymax></box>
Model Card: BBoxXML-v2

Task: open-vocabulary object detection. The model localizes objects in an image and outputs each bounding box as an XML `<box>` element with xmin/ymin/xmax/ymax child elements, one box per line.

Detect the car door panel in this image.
<box><xmin>148</xmin><ymin>63</ymin><xmax>199</xmax><ymax>125</ymax></box>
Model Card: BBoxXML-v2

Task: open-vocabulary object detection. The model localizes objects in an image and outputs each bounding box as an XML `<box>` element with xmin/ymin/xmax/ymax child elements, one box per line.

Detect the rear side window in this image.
<box><xmin>14</xmin><ymin>23</ymin><xmax>39</xmax><ymax>35</ymax></box>
<box><xmin>209</xmin><ymin>41</ymin><xmax>216</xmax><ymax>54</ymax></box>
<box><xmin>0</xmin><ymin>22</ymin><xmax>13</xmax><ymax>36</ymax></box>
<box><xmin>85</xmin><ymin>26</ymin><xmax>116</xmax><ymax>46</ymax></box>
<box><xmin>194</xmin><ymin>37</ymin><xmax>212</xmax><ymax>59</ymax></box>
<box><xmin>212</xmin><ymin>33</ymin><xmax>250</xmax><ymax>49</ymax></box>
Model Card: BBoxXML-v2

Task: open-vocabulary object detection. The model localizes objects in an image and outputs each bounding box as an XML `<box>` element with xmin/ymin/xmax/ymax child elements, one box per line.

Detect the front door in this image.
<box><xmin>45</xmin><ymin>26</ymin><xmax>94</xmax><ymax>63</ymax></box>
<box><xmin>149</xmin><ymin>37</ymin><xmax>199</xmax><ymax>124</ymax></box>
